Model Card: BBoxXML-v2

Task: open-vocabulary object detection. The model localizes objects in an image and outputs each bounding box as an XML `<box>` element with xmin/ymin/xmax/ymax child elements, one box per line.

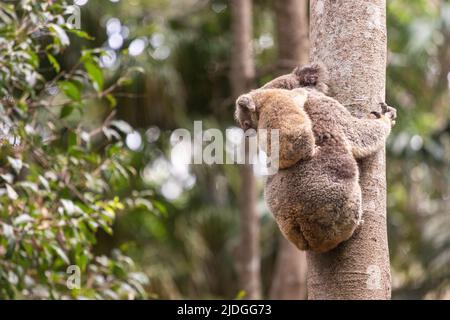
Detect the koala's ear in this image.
<box><xmin>293</xmin><ymin>63</ymin><xmax>328</xmax><ymax>87</ymax></box>
<box><xmin>236</xmin><ymin>94</ymin><xmax>255</xmax><ymax>111</ymax></box>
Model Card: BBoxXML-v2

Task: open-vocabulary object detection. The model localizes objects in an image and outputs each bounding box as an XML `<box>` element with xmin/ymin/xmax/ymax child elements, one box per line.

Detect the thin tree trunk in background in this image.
<box><xmin>270</xmin><ymin>237</ymin><xmax>307</xmax><ymax>299</ymax></box>
<box><xmin>307</xmin><ymin>0</ymin><xmax>391</xmax><ymax>299</ymax></box>
<box><xmin>269</xmin><ymin>0</ymin><xmax>309</xmax><ymax>300</ymax></box>
<box><xmin>230</xmin><ymin>0</ymin><xmax>261</xmax><ymax>300</ymax></box>
<box><xmin>274</xmin><ymin>0</ymin><xmax>309</xmax><ymax>74</ymax></box>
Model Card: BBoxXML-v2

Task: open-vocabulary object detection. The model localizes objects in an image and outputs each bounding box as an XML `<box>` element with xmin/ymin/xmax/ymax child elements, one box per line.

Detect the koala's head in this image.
<box><xmin>234</xmin><ymin>94</ymin><xmax>258</xmax><ymax>131</ymax></box>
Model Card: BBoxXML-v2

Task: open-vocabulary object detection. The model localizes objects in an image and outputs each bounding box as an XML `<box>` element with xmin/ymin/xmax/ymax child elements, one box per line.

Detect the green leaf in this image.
<box><xmin>2</xmin><ymin>223</ymin><xmax>14</xmax><ymax>239</ymax></box>
<box><xmin>49</xmin><ymin>24</ymin><xmax>70</xmax><ymax>47</ymax></box>
<box><xmin>13</xmin><ymin>214</ymin><xmax>34</xmax><ymax>225</ymax></box>
<box><xmin>27</xmin><ymin>50</ymin><xmax>40</xmax><ymax>68</ymax></box>
<box><xmin>7</xmin><ymin>157</ymin><xmax>23</xmax><ymax>174</ymax></box>
<box><xmin>106</xmin><ymin>144</ymin><xmax>121</xmax><ymax>157</ymax></box>
<box><xmin>59</xmin><ymin>81</ymin><xmax>81</xmax><ymax>102</ymax></box>
<box><xmin>105</xmin><ymin>94</ymin><xmax>117</xmax><ymax>107</ymax></box>
<box><xmin>61</xmin><ymin>199</ymin><xmax>77</xmax><ymax>215</ymax></box>
<box><xmin>117</xmin><ymin>77</ymin><xmax>133</xmax><ymax>87</ymax></box>
<box><xmin>1</xmin><ymin>173</ymin><xmax>14</xmax><ymax>184</ymax></box>
<box><xmin>5</xmin><ymin>184</ymin><xmax>18</xmax><ymax>200</ymax></box>
<box><xmin>60</xmin><ymin>105</ymin><xmax>74</xmax><ymax>119</ymax></box>
<box><xmin>51</xmin><ymin>245</ymin><xmax>70</xmax><ymax>265</ymax></box>
<box><xmin>68</xmin><ymin>131</ymin><xmax>77</xmax><ymax>149</ymax></box>
<box><xmin>76</xmin><ymin>253</ymin><xmax>88</xmax><ymax>272</ymax></box>
<box><xmin>38</xmin><ymin>175</ymin><xmax>50</xmax><ymax>191</ymax></box>
<box><xmin>5</xmin><ymin>238</ymin><xmax>16</xmax><ymax>259</ymax></box>
<box><xmin>67</xmin><ymin>29</ymin><xmax>94</xmax><ymax>40</ymax></box>
<box><xmin>153</xmin><ymin>200</ymin><xmax>168</xmax><ymax>216</ymax></box>
<box><xmin>84</xmin><ymin>61</ymin><xmax>104</xmax><ymax>92</ymax></box>
<box><xmin>17</xmin><ymin>181</ymin><xmax>38</xmax><ymax>193</ymax></box>
<box><xmin>235</xmin><ymin>290</ymin><xmax>246</xmax><ymax>300</ymax></box>
<box><xmin>47</xmin><ymin>54</ymin><xmax>61</xmax><ymax>73</ymax></box>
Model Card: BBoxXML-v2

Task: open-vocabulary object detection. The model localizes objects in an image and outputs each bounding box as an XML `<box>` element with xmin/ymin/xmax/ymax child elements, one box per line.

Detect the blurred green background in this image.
<box><xmin>0</xmin><ymin>0</ymin><xmax>449</xmax><ymax>299</ymax></box>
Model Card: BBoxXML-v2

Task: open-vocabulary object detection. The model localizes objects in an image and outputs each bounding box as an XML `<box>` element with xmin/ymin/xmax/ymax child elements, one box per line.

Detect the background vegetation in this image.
<box><xmin>0</xmin><ymin>0</ymin><xmax>448</xmax><ymax>299</ymax></box>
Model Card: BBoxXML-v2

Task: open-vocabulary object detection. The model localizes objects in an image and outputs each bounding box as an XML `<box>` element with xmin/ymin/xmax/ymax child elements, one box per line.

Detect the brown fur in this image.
<box><xmin>236</xmin><ymin>88</ymin><xmax>314</xmax><ymax>169</ymax></box>
<box><xmin>265</xmin><ymin>89</ymin><xmax>394</xmax><ymax>252</ymax></box>
<box><xmin>235</xmin><ymin>78</ymin><xmax>396</xmax><ymax>252</ymax></box>
<box><xmin>262</xmin><ymin>63</ymin><xmax>329</xmax><ymax>94</ymax></box>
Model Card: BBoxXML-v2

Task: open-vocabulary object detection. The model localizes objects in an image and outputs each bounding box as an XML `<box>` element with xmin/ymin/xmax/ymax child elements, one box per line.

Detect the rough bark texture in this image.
<box><xmin>230</xmin><ymin>0</ymin><xmax>261</xmax><ymax>300</ymax></box>
<box><xmin>269</xmin><ymin>0</ymin><xmax>308</xmax><ymax>300</ymax></box>
<box><xmin>307</xmin><ymin>0</ymin><xmax>391</xmax><ymax>299</ymax></box>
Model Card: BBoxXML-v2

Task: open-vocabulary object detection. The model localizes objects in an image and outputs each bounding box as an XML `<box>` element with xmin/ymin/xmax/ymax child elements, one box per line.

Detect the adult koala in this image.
<box><xmin>235</xmin><ymin>65</ymin><xmax>396</xmax><ymax>252</ymax></box>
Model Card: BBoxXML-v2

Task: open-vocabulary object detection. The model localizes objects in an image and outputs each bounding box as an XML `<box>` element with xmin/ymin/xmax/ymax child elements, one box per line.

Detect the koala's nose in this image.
<box><xmin>243</xmin><ymin>120</ymin><xmax>251</xmax><ymax>130</ymax></box>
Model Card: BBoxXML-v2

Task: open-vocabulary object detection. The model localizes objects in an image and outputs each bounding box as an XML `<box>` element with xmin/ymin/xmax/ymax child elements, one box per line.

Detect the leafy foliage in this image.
<box><xmin>0</xmin><ymin>0</ymin><xmax>152</xmax><ymax>299</ymax></box>
<box><xmin>386</xmin><ymin>0</ymin><xmax>450</xmax><ymax>299</ymax></box>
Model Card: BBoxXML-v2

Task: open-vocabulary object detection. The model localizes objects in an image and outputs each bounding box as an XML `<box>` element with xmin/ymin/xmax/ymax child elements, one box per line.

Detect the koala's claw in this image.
<box><xmin>370</xmin><ymin>111</ymin><xmax>382</xmax><ymax>119</ymax></box>
<box><xmin>371</xmin><ymin>102</ymin><xmax>397</xmax><ymax>126</ymax></box>
<box><xmin>380</xmin><ymin>102</ymin><xmax>397</xmax><ymax>121</ymax></box>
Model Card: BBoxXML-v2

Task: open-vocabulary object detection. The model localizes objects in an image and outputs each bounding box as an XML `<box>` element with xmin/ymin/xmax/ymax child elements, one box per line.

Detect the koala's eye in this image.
<box><xmin>240</xmin><ymin>106</ymin><xmax>250</xmax><ymax>115</ymax></box>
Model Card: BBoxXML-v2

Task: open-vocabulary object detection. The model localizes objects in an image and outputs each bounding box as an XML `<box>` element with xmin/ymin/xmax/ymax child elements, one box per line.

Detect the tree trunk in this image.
<box><xmin>274</xmin><ymin>0</ymin><xmax>309</xmax><ymax>74</ymax></box>
<box><xmin>230</xmin><ymin>0</ymin><xmax>261</xmax><ymax>300</ymax></box>
<box><xmin>270</xmin><ymin>237</ymin><xmax>307</xmax><ymax>299</ymax></box>
<box><xmin>307</xmin><ymin>0</ymin><xmax>391</xmax><ymax>299</ymax></box>
<box><xmin>269</xmin><ymin>0</ymin><xmax>309</xmax><ymax>300</ymax></box>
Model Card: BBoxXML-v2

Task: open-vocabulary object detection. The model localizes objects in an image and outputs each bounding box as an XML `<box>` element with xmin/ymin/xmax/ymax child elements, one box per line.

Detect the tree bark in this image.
<box><xmin>230</xmin><ymin>0</ymin><xmax>261</xmax><ymax>300</ymax></box>
<box><xmin>307</xmin><ymin>0</ymin><xmax>391</xmax><ymax>299</ymax></box>
<box><xmin>269</xmin><ymin>0</ymin><xmax>309</xmax><ymax>300</ymax></box>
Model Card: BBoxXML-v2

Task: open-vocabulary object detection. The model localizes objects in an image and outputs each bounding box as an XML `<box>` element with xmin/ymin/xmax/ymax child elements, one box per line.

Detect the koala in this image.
<box><xmin>235</xmin><ymin>64</ymin><xmax>329</xmax><ymax>134</ymax></box>
<box><xmin>235</xmin><ymin>69</ymin><xmax>396</xmax><ymax>252</ymax></box>
<box><xmin>235</xmin><ymin>88</ymin><xmax>315</xmax><ymax>169</ymax></box>
<box><xmin>262</xmin><ymin>63</ymin><xmax>330</xmax><ymax>94</ymax></box>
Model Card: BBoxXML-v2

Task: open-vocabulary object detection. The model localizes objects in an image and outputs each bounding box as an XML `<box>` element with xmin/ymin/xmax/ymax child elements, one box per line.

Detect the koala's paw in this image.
<box><xmin>371</xmin><ymin>102</ymin><xmax>397</xmax><ymax>126</ymax></box>
<box><xmin>380</xmin><ymin>102</ymin><xmax>397</xmax><ymax>118</ymax></box>
<box><xmin>380</xmin><ymin>102</ymin><xmax>397</xmax><ymax>126</ymax></box>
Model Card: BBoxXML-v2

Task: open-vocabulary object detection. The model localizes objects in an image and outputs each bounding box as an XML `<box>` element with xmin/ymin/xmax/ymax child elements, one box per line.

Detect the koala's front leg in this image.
<box><xmin>343</xmin><ymin>102</ymin><xmax>397</xmax><ymax>159</ymax></box>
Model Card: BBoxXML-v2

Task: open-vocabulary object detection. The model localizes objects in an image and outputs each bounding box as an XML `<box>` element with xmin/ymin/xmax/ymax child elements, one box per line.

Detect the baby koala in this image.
<box><xmin>235</xmin><ymin>83</ymin><xmax>396</xmax><ymax>252</ymax></box>
<box><xmin>235</xmin><ymin>88</ymin><xmax>315</xmax><ymax>169</ymax></box>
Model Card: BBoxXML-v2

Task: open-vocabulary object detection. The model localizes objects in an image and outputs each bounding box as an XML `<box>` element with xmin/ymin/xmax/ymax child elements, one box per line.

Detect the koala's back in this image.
<box><xmin>301</xmin><ymin>90</ymin><xmax>359</xmax><ymax>182</ymax></box>
<box><xmin>264</xmin><ymin>90</ymin><xmax>362</xmax><ymax>252</ymax></box>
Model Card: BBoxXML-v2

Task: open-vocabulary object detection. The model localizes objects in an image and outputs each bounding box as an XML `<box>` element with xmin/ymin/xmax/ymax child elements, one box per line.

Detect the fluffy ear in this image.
<box><xmin>293</xmin><ymin>62</ymin><xmax>328</xmax><ymax>87</ymax></box>
<box><xmin>236</xmin><ymin>94</ymin><xmax>255</xmax><ymax>111</ymax></box>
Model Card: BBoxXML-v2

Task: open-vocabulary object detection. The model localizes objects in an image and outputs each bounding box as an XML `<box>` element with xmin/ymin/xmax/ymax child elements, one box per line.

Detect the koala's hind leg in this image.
<box><xmin>273</xmin><ymin>207</ymin><xmax>311</xmax><ymax>251</ymax></box>
<box><xmin>301</xmin><ymin>181</ymin><xmax>363</xmax><ymax>252</ymax></box>
<box><xmin>342</xmin><ymin>103</ymin><xmax>397</xmax><ymax>159</ymax></box>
